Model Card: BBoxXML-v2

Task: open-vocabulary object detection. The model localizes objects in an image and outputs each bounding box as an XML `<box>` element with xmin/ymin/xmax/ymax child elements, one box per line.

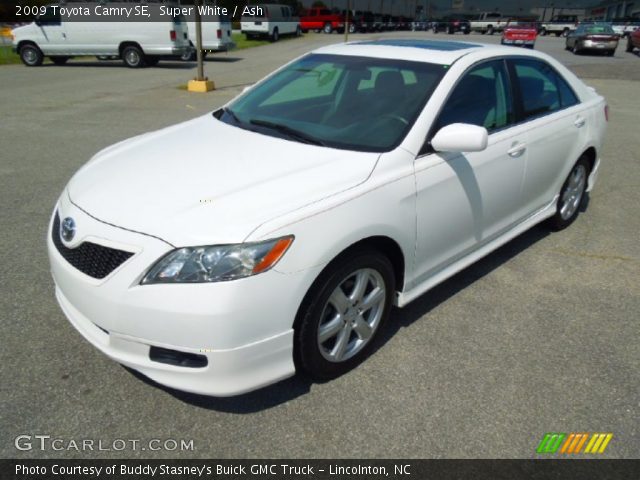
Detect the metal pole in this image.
<box><xmin>195</xmin><ymin>0</ymin><xmax>204</xmax><ymax>82</ymax></box>
<box><xmin>345</xmin><ymin>0</ymin><xmax>350</xmax><ymax>42</ymax></box>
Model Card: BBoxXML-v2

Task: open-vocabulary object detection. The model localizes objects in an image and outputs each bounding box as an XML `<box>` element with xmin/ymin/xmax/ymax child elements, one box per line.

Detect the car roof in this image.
<box><xmin>313</xmin><ymin>39</ymin><xmax>487</xmax><ymax>65</ymax></box>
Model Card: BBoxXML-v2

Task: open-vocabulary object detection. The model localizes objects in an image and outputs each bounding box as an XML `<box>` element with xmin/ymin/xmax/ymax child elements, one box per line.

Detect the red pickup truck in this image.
<box><xmin>300</xmin><ymin>8</ymin><xmax>344</xmax><ymax>34</ymax></box>
<box><xmin>501</xmin><ymin>21</ymin><xmax>538</xmax><ymax>49</ymax></box>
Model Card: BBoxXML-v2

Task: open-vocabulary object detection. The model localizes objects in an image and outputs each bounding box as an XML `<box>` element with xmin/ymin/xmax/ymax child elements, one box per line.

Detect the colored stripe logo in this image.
<box><xmin>537</xmin><ymin>433</ymin><xmax>613</xmax><ymax>454</ymax></box>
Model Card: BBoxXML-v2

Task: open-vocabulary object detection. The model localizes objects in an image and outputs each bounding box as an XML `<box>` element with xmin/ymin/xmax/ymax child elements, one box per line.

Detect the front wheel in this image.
<box><xmin>549</xmin><ymin>156</ymin><xmax>590</xmax><ymax>230</ymax></box>
<box><xmin>271</xmin><ymin>28</ymin><xmax>279</xmax><ymax>42</ymax></box>
<box><xmin>323</xmin><ymin>22</ymin><xmax>333</xmax><ymax>34</ymax></box>
<box><xmin>19</xmin><ymin>43</ymin><xmax>43</xmax><ymax>66</ymax></box>
<box><xmin>295</xmin><ymin>250</ymin><xmax>395</xmax><ymax>380</ymax></box>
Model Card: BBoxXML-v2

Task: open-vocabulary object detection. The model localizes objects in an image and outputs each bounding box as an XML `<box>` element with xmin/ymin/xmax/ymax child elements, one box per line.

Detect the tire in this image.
<box><xmin>122</xmin><ymin>45</ymin><xmax>146</xmax><ymax>68</ymax></box>
<box><xmin>50</xmin><ymin>56</ymin><xmax>69</xmax><ymax>65</ymax></box>
<box><xmin>180</xmin><ymin>48</ymin><xmax>195</xmax><ymax>62</ymax></box>
<box><xmin>271</xmin><ymin>28</ymin><xmax>279</xmax><ymax>42</ymax></box>
<box><xmin>296</xmin><ymin>25</ymin><xmax>302</xmax><ymax>37</ymax></box>
<box><xmin>348</xmin><ymin>23</ymin><xmax>356</xmax><ymax>34</ymax></box>
<box><xmin>627</xmin><ymin>38</ymin><xmax>634</xmax><ymax>52</ymax></box>
<box><xmin>572</xmin><ymin>42</ymin><xmax>581</xmax><ymax>55</ymax></box>
<box><xmin>562</xmin><ymin>28</ymin><xmax>570</xmax><ymax>37</ymax></box>
<box><xmin>539</xmin><ymin>28</ymin><xmax>547</xmax><ymax>36</ymax></box>
<box><xmin>549</xmin><ymin>156</ymin><xmax>590</xmax><ymax>231</ymax></box>
<box><xmin>487</xmin><ymin>25</ymin><xmax>494</xmax><ymax>35</ymax></box>
<box><xmin>323</xmin><ymin>22</ymin><xmax>333</xmax><ymax>34</ymax></box>
<box><xmin>295</xmin><ymin>249</ymin><xmax>395</xmax><ymax>381</ymax></box>
<box><xmin>19</xmin><ymin>43</ymin><xmax>43</xmax><ymax>66</ymax></box>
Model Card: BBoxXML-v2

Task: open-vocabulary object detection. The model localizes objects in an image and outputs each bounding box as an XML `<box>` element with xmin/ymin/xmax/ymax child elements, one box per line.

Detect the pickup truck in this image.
<box><xmin>539</xmin><ymin>15</ymin><xmax>579</xmax><ymax>37</ymax></box>
<box><xmin>470</xmin><ymin>12</ymin><xmax>509</xmax><ymax>35</ymax></box>
<box><xmin>300</xmin><ymin>8</ymin><xmax>344</xmax><ymax>34</ymax></box>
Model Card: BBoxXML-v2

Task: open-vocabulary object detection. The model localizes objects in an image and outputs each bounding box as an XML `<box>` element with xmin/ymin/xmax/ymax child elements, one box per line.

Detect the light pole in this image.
<box><xmin>188</xmin><ymin>0</ymin><xmax>215</xmax><ymax>92</ymax></box>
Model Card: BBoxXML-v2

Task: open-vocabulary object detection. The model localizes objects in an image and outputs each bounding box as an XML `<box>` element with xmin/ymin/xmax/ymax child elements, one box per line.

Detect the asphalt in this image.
<box><xmin>0</xmin><ymin>31</ymin><xmax>638</xmax><ymax>459</ymax></box>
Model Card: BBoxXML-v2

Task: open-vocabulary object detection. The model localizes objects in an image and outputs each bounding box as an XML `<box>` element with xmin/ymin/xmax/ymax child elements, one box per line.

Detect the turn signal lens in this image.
<box><xmin>253</xmin><ymin>237</ymin><xmax>294</xmax><ymax>274</ymax></box>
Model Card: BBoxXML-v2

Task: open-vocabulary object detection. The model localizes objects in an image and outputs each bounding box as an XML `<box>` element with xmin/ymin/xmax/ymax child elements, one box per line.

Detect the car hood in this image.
<box><xmin>67</xmin><ymin>114</ymin><xmax>379</xmax><ymax>246</ymax></box>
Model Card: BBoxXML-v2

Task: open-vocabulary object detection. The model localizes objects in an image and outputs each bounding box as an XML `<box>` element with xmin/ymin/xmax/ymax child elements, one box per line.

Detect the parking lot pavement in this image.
<box><xmin>1</xmin><ymin>32</ymin><xmax>638</xmax><ymax>459</ymax></box>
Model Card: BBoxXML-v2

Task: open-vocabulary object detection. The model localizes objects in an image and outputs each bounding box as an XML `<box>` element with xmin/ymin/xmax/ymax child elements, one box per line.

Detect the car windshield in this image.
<box><xmin>220</xmin><ymin>54</ymin><xmax>446</xmax><ymax>152</ymax></box>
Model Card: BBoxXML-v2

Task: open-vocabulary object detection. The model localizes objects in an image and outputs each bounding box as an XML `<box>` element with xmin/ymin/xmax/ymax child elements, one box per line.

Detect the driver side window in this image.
<box><xmin>434</xmin><ymin>60</ymin><xmax>514</xmax><ymax>134</ymax></box>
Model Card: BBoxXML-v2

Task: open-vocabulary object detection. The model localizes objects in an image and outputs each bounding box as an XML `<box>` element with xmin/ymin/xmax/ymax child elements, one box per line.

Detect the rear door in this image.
<box><xmin>508</xmin><ymin>58</ymin><xmax>586</xmax><ymax>218</ymax></box>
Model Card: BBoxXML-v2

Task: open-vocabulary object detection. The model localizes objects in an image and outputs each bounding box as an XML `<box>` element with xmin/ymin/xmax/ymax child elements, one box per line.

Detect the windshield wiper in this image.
<box><xmin>249</xmin><ymin>119</ymin><xmax>327</xmax><ymax>146</ymax></box>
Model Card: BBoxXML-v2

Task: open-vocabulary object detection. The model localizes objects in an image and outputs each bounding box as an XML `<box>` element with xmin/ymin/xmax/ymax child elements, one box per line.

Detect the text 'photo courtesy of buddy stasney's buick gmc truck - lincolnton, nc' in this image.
<box><xmin>48</xmin><ymin>39</ymin><xmax>607</xmax><ymax>397</ymax></box>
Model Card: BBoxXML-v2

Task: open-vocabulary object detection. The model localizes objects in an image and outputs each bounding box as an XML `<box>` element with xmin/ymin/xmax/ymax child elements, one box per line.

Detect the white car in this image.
<box><xmin>48</xmin><ymin>39</ymin><xmax>607</xmax><ymax>396</ymax></box>
<box><xmin>182</xmin><ymin>15</ymin><xmax>235</xmax><ymax>61</ymax></box>
<box><xmin>12</xmin><ymin>4</ymin><xmax>189</xmax><ymax>67</ymax></box>
<box><xmin>241</xmin><ymin>4</ymin><xmax>301</xmax><ymax>41</ymax></box>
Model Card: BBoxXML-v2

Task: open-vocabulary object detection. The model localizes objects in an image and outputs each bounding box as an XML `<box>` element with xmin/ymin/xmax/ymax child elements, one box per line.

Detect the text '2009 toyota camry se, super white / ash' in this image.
<box><xmin>48</xmin><ymin>40</ymin><xmax>607</xmax><ymax>396</ymax></box>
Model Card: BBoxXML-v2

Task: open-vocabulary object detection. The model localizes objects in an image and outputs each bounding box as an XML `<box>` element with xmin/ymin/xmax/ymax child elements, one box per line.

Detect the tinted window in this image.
<box><xmin>512</xmin><ymin>59</ymin><xmax>578</xmax><ymax>119</ymax></box>
<box><xmin>435</xmin><ymin>60</ymin><xmax>514</xmax><ymax>133</ymax></box>
<box><xmin>227</xmin><ymin>54</ymin><xmax>445</xmax><ymax>152</ymax></box>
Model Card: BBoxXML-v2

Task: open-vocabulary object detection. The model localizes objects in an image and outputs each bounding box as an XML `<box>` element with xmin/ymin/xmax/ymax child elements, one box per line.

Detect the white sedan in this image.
<box><xmin>48</xmin><ymin>39</ymin><xmax>607</xmax><ymax>396</ymax></box>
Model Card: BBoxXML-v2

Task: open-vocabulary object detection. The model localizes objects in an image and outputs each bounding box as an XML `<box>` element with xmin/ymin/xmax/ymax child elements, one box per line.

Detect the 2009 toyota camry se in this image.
<box><xmin>48</xmin><ymin>39</ymin><xmax>607</xmax><ymax>396</ymax></box>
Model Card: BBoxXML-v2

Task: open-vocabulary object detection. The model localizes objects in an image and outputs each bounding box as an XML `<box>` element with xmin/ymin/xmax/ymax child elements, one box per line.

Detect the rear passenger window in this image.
<box><xmin>513</xmin><ymin>59</ymin><xmax>579</xmax><ymax>120</ymax></box>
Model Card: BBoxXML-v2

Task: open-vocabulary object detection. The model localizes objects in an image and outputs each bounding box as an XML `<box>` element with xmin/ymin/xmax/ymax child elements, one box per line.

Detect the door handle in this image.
<box><xmin>574</xmin><ymin>116</ymin><xmax>586</xmax><ymax>128</ymax></box>
<box><xmin>507</xmin><ymin>143</ymin><xmax>526</xmax><ymax>158</ymax></box>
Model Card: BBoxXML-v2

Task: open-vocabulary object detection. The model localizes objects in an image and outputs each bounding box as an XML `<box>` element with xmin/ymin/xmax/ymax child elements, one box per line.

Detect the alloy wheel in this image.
<box><xmin>560</xmin><ymin>164</ymin><xmax>587</xmax><ymax>220</ymax></box>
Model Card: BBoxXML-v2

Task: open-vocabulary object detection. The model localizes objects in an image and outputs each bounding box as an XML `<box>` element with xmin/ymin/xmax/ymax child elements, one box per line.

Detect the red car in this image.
<box><xmin>501</xmin><ymin>21</ymin><xmax>538</xmax><ymax>49</ymax></box>
<box><xmin>627</xmin><ymin>28</ymin><xmax>640</xmax><ymax>52</ymax></box>
<box><xmin>300</xmin><ymin>8</ymin><xmax>344</xmax><ymax>34</ymax></box>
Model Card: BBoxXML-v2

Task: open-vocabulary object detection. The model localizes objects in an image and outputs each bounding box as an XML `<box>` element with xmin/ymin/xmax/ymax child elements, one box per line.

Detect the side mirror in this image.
<box><xmin>431</xmin><ymin>123</ymin><xmax>488</xmax><ymax>153</ymax></box>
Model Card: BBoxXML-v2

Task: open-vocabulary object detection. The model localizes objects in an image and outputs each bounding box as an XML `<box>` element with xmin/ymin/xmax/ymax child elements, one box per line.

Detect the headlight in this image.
<box><xmin>141</xmin><ymin>236</ymin><xmax>293</xmax><ymax>284</ymax></box>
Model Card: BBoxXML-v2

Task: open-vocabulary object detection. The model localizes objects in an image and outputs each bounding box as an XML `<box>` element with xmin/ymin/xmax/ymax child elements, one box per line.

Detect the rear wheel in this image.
<box><xmin>562</xmin><ymin>28</ymin><xmax>570</xmax><ymax>37</ymax></box>
<box><xmin>323</xmin><ymin>22</ymin><xmax>333</xmax><ymax>34</ymax></box>
<box><xmin>572</xmin><ymin>42</ymin><xmax>582</xmax><ymax>55</ymax></box>
<box><xmin>271</xmin><ymin>27</ymin><xmax>279</xmax><ymax>42</ymax></box>
<box><xmin>295</xmin><ymin>249</ymin><xmax>395</xmax><ymax>380</ymax></box>
<box><xmin>122</xmin><ymin>45</ymin><xmax>146</xmax><ymax>68</ymax></box>
<box><xmin>50</xmin><ymin>56</ymin><xmax>69</xmax><ymax>65</ymax></box>
<box><xmin>549</xmin><ymin>156</ymin><xmax>590</xmax><ymax>231</ymax></box>
<box><xmin>19</xmin><ymin>43</ymin><xmax>43</xmax><ymax>66</ymax></box>
<box><xmin>487</xmin><ymin>25</ymin><xmax>494</xmax><ymax>35</ymax></box>
<box><xmin>627</xmin><ymin>37</ymin><xmax>635</xmax><ymax>52</ymax></box>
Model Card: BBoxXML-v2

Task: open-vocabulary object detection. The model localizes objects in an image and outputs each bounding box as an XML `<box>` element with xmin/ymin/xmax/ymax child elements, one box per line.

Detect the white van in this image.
<box><xmin>241</xmin><ymin>4</ymin><xmax>301</xmax><ymax>41</ymax></box>
<box><xmin>183</xmin><ymin>14</ymin><xmax>235</xmax><ymax>61</ymax></box>
<box><xmin>12</xmin><ymin>3</ymin><xmax>189</xmax><ymax>67</ymax></box>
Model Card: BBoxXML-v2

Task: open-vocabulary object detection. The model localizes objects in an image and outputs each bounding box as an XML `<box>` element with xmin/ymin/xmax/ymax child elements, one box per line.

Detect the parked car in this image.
<box><xmin>11</xmin><ymin>3</ymin><xmax>189</xmax><ymax>67</ymax></box>
<box><xmin>434</xmin><ymin>16</ymin><xmax>471</xmax><ymax>34</ymax></box>
<box><xmin>300</xmin><ymin>7</ymin><xmax>343</xmax><ymax>34</ymax></box>
<box><xmin>240</xmin><ymin>4</ymin><xmax>300</xmax><ymax>41</ymax></box>
<box><xmin>48</xmin><ymin>39</ymin><xmax>607</xmax><ymax>396</ymax></box>
<box><xmin>626</xmin><ymin>27</ymin><xmax>640</xmax><ymax>52</ymax></box>
<box><xmin>566</xmin><ymin>23</ymin><xmax>619</xmax><ymax>55</ymax></box>
<box><xmin>470</xmin><ymin>11</ymin><xmax>509</xmax><ymax>34</ymax></box>
<box><xmin>501</xmin><ymin>21</ymin><xmax>538</xmax><ymax>49</ymax></box>
<box><xmin>411</xmin><ymin>17</ymin><xmax>431</xmax><ymax>31</ymax></box>
<box><xmin>539</xmin><ymin>15</ymin><xmax>579</xmax><ymax>37</ymax></box>
<box><xmin>373</xmin><ymin>14</ymin><xmax>384</xmax><ymax>31</ymax></box>
<box><xmin>611</xmin><ymin>18</ymin><xmax>640</xmax><ymax>37</ymax></box>
<box><xmin>351</xmin><ymin>10</ymin><xmax>375</xmax><ymax>32</ymax></box>
<box><xmin>182</xmin><ymin>14</ymin><xmax>234</xmax><ymax>61</ymax></box>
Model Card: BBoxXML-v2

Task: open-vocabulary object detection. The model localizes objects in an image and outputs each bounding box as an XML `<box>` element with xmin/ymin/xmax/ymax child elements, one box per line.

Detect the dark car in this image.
<box><xmin>351</xmin><ymin>11</ymin><xmax>375</xmax><ymax>32</ymax></box>
<box><xmin>434</xmin><ymin>16</ymin><xmax>471</xmax><ymax>34</ymax></box>
<box><xmin>627</xmin><ymin>28</ymin><xmax>640</xmax><ymax>52</ymax></box>
<box><xmin>566</xmin><ymin>24</ymin><xmax>619</xmax><ymax>56</ymax></box>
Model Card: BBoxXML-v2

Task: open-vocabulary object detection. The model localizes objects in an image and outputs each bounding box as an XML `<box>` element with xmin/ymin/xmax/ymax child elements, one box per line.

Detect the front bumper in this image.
<box><xmin>48</xmin><ymin>194</ymin><xmax>322</xmax><ymax>396</ymax></box>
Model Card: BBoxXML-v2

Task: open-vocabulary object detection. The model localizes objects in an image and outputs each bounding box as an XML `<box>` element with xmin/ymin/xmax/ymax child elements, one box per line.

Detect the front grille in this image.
<box><xmin>52</xmin><ymin>213</ymin><xmax>134</xmax><ymax>279</ymax></box>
